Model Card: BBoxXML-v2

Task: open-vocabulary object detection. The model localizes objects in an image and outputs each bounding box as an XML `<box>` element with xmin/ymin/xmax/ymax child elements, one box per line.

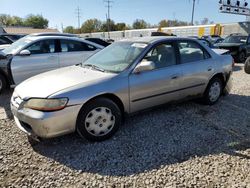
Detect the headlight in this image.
<box><xmin>23</xmin><ymin>98</ymin><xmax>68</xmax><ymax>112</ymax></box>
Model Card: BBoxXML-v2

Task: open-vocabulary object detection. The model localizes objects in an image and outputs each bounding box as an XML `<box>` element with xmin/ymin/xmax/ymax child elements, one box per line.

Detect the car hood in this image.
<box><xmin>215</xmin><ymin>43</ymin><xmax>242</xmax><ymax>47</ymax></box>
<box><xmin>0</xmin><ymin>44</ymin><xmax>11</xmax><ymax>51</ymax></box>
<box><xmin>15</xmin><ymin>66</ymin><xmax>115</xmax><ymax>99</ymax></box>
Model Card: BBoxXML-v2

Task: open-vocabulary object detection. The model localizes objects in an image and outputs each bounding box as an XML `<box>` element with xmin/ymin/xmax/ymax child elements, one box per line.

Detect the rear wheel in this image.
<box><xmin>203</xmin><ymin>77</ymin><xmax>223</xmax><ymax>105</ymax></box>
<box><xmin>0</xmin><ymin>74</ymin><xmax>6</xmax><ymax>94</ymax></box>
<box><xmin>76</xmin><ymin>98</ymin><xmax>122</xmax><ymax>142</ymax></box>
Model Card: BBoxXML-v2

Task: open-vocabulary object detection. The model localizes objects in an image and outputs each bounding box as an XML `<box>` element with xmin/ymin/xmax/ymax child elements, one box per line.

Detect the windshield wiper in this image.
<box><xmin>82</xmin><ymin>64</ymin><xmax>105</xmax><ymax>72</ymax></box>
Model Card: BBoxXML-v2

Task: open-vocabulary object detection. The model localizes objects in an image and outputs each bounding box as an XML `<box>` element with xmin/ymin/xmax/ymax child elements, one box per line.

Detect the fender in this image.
<box><xmin>0</xmin><ymin>54</ymin><xmax>15</xmax><ymax>85</ymax></box>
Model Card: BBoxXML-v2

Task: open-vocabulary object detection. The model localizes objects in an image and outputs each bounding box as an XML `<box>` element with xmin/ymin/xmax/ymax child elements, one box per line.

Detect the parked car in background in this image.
<box><xmin>197</xmin><ymin>38</ymin><xmax>215</xmax><ymax>48</ymax></box>
<box><xmin>151</xmin><ymin>32</ymin><xmax>176</xmax><ymax>36</ymax></box>
<box><xmin>85</xmin><ymin>38</ymin><xmax>111</xmax><ymax>47</ymax></box>
<box><xmin>11</xmin><ymin>37</ymin><xmax>233</xmax><ymax>142</ymax></box>
<box><xmin>0</xmin><ymin>35</ymin><xmax>13</xmax><ymax>51</ymax></box>
<box><xmin>30</xmin><ymin>32</ymin><xmax>78</xmax><ymax>37</ymax></box>
<box><xmin>214</xmin><ymin>38</ymin><xmax>224</xmax><ymax>44</ymax></box>
<box><xmin>0</xmin><ymin>35</ymin><xmax>104</xmax><ymax>93</ymax></box>
<box><xmin>1</xmin><ymin>34</ymin><xmax>26</xmax><ymax>42</ymax></box>
<box><xmin>245</xmin><ymin>57</ymin><xmax>250</xmax><ymax>74</ymax></box>
<box><xmin>188</xmin><ymin>37</ymin><xmax>230</xmax><ymax>55</ymax></box>
<box><xmin>0</xmin><ymin>34</ymin><xmax>26</xmax><ymax>51</ymax></box>
<box><xmin>214</xmin><ymin>34</ymin><xmax>250</xmax><ymax>63</ymax></box>
<box><xmin>202</xmin><ymin>35</ymin><xmax>223</xmax><ymax>44</ymax></box>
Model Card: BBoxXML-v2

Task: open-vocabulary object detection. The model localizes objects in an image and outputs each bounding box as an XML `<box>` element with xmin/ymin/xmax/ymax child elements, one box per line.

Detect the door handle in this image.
<box><xmin>207</xmin><ymin>67</ymin><xmax>213</xmax><ymax>72</ymax></box>
<box><xmin>171</xmin><ymin>74</ymin><xmax>180</xmax><ymax>79</ymax></box>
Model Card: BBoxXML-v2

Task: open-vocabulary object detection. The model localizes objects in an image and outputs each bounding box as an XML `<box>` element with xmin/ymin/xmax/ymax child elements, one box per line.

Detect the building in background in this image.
<box><xmin>0</xmin><ymin>26</ymin><xmax>59</xmax><ymax>34</ymax></box>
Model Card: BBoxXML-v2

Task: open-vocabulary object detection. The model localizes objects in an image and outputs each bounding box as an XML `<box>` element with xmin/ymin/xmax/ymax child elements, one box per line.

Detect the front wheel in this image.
<box><xmin>203</xmin><ymin>78</ymin><xmax>223</xmax><ymax>105</ymax></box>
<box><xmin>76</xmin><ymin>98</ymin><xmax>122</xmax><ymax>142</ymax></box>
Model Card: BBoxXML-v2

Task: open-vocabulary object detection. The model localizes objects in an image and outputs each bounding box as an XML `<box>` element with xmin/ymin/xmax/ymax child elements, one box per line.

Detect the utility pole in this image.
<box><xmin>104</xmin><ymin>0</ymin><xmax>113</xmax><ymax>39</ymax></box>
<box><xmin>75</xmin><ymin>6</ymin><xmax>81</xmax><ymax>30</ymax></box>
<box><xmin>191</xmin><ymin>0</ymin><xmax>196</xmax><ymax>25</ymax></box>
<box><xmin>61</xmin><ymin>23</ymin><xmax>64</xmax><ymax>33</ymax></box>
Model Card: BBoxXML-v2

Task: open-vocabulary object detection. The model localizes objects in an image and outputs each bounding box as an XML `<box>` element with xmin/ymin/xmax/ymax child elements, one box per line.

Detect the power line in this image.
<box><xmin>75</xmin><ymin>6</ymin><xmax>82</xmax><ymax>29</ymax></box>
<box><xmin>104</xmin><ymin>0</ymin><xmax>113</xmax><ymax>39</ymax></box>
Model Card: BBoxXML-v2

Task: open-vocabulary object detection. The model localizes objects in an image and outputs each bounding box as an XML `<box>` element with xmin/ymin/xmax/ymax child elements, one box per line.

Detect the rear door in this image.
<box><xmin>11</xmin><ymin>39</ymin><xmax>59</xmax><ymax>85</ymax></box>
<box><xmin>58</xmin><ymin>39</ymin><xmax>99</xmax><ymax>67</ymax></box>
<box><xmin>175</xmin><ymin>40</ymin><xmax>214</xmax><ymax>98</ymax></box>
<box><xmin>129</xmin><ymin>42</ymin><xmax>184</xmax><ymax>113</ymax></box>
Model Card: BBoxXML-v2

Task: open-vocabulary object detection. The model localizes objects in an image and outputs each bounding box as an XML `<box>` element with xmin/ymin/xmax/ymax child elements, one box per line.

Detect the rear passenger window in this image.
<box><xmin>178</xmin><ymin>41</ymin><xmax>210</xmax><ymax>64</ymax></box>
<box><xmin>60</xmin><ymin>40</ymin><xmax>97</xmax><ymax>52</ymax></box>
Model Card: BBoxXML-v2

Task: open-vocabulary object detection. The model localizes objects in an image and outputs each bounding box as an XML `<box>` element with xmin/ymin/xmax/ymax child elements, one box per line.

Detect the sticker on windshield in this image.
<box><xmin>131</xmin><ymin>43</ymin><xmax>147</xmax><ymax>48</ymax></box>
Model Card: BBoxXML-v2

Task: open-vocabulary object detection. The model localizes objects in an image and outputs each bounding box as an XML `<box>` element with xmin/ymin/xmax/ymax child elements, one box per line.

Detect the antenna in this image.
<box><xmin>104</xmin><ymin>0</ymin><xmax>114</xmax><ymax>39</ymax></box>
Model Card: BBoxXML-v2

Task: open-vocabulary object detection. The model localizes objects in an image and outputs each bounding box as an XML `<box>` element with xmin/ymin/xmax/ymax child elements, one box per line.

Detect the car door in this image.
<box><xmin>11</xmin><ymin>39</ymin><xmax>59</xmax><ymax>85</ymax></box>
<box><xmin>129</xmin><ymin>42</ymin><xmax>184</xmax><ymax>113</ymax></box>
<box><xmin>176</xmin><ymin>40</ymin><xmax>214</xmax><ymax>98</ymax></box>
<box><xmin>58</xmin><ymin>39</ymin><xmax>99</xmax><ymax>67</ymax></box>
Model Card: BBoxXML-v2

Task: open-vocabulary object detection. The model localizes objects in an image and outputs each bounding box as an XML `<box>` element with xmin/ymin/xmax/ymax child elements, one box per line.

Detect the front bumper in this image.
<box><xmin>11</xmin><ymin>101</ymin><xmax>82</xmax><ymax>139</ymax></box>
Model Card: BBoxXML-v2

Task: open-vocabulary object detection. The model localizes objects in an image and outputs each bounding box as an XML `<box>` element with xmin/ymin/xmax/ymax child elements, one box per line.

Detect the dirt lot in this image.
<box><xmin>0</xmin><ymin>64</ymin><xmax>249</xmax><ymax>188</ymax></box>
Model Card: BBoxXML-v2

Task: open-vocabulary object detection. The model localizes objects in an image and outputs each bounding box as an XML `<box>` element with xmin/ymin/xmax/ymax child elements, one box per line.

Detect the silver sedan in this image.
<box><xmin>11</xmin><ymin>37</ymin><xmax>233</xmax><ymax>142</ymax></box>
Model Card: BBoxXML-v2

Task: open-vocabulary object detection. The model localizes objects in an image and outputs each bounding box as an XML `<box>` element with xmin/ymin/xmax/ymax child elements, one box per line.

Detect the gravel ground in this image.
<box><xmin>0</xmin><ymin>63</ymin><xmax>249</xmax><ymax>188</ymax></box>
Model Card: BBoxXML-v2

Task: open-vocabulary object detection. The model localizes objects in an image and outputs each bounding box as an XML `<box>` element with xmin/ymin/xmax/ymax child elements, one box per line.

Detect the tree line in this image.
<box><xmin>0</xmin><ymin>14</ymin><xmax>49</xmax><ymax>29</ymax></box>
<box><xmin>0</xmin><ymin>14</ymin><xmax>214</xmax><ymax>33</ymax></box>
<box><xmin>64</xmin><ymin>18</ymin><xmax>214</xmax><ymax>34</ymax></box>
<box><xmin>64</xmin><ymin>18</ymin><xmax>191</xmax><ymax>34</ymax></box>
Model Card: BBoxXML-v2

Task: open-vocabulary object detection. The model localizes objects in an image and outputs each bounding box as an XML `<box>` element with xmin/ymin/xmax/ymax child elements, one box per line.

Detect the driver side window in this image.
<box><xmin>26</xmin><ymin>40</ymin><xmax>55</xmax><ymax>55</ymax></box>
<box><xmin>143</xmin><ymin>43</ymin><xmax>176</xmax><ymax>69</ymax></box>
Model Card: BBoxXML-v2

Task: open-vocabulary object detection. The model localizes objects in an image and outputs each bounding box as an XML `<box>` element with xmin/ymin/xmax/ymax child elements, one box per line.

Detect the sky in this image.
<box><xmin>0</xmin><ymin>0</ymin><xmax>248</xmax><ymax>30</ymax></box>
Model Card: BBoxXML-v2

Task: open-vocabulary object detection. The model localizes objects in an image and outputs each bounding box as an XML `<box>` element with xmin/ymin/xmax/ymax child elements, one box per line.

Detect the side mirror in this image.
<box><xmin>19</xmin><ymin>50</ymin><xmax>31</xmax><ymax>56</ymax></box>
<box><xmin>134</xmin><ymin>60</ymin><xmax>155</xmax><ymax>73</ymax></box>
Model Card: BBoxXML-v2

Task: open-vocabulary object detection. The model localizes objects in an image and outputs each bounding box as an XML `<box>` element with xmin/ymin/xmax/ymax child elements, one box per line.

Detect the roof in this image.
<box><xmin>3</xmin><ymin>27</ymin><xmax>59</xmax><ymax>35</ymax></box>
<box><xmin>22</xmin><ymin>35</ymin><xmax>104</xmax><ymax>49</ymax></box>
<box><xmin>120</xmin><ymin>36</ymin><xmax>181</xmax><ymax>43</ymax></box>
<box><xmin>120</xmin><ymin>36</ymin><xmax>171</xmax><ymax>43</ymax></box>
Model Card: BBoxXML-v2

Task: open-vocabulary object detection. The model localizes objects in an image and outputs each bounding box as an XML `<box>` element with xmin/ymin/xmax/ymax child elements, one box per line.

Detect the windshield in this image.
<box><xmin>223</xmin><ymin>36</ymin><xmax>247</xmax><ymax>44</ymax></box>
<box><xmin>82</xmin><ymin>41</ymin><xmax>147</xmax><ymax>73</ymax></box>
<box><xmin>2</xmin><ymin>36</ymin><xmax>33</xmax><ymax>55</ymax></box>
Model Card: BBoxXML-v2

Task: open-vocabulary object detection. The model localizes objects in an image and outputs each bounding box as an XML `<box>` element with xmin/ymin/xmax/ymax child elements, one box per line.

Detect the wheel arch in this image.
<box><xmin>78</xmin><ymin>93</ymin><xmax>126</xmax><ymax>118</ymax></box>
<box><xmin>208</xmin><ymin>72</ymin><xmax>226</xmax><ymax>88</ymax></box>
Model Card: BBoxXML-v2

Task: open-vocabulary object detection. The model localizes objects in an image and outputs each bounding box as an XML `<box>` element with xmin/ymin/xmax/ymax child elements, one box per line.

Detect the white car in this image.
<box><xmin>0</xmin><ymin>44</ymin><xmax>11</xmax><ymax>51</ymax></box>
<box><xmin>0</xmin><ymin>35</ymin><xmax>104</xmax><ymax>93</ymax></box>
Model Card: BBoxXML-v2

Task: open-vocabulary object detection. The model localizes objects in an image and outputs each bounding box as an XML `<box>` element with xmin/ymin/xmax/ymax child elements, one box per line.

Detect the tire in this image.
<box><xmin>0</xmin><ymin>74</ymin><xmax>6</xmax><ymax>94</ymax></box>
<box><xmin>203</xmin><ymin>77</ymin><xmax>223</xmax><ymax>105</ymax></box>
<box><xmin>237</xmin><ymin>51</ymin><xmax>246</xmax><ymax>63</ymax></box>
<box><xmin>76</xmin><ymin>98</ymin><xmax>122</xmax><ymax>142</ymax></box>
<box><xmin>244</xmin><ymin>57</ymin><xmax>250</xmax><ymax>74</ymax></box>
